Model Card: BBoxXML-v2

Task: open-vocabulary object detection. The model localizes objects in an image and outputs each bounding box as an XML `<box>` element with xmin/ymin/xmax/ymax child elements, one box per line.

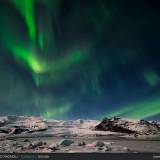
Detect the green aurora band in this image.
<box><xmin>102</xmin><ymin>95</ymin><xmax>160</xmax><ymax>119</ymax></box>
<box><xmin>0</xmin><ymin>0</ymin><xmax>91</xmax><ymax>118</ymax></box>
<box><xmin>11</xmin><ymin>0</ymin><xmax>36</xmax><ymax>42</ymax></box>
<box><xmin>0</xmin><ymin>0</ymin><xmax>159</xmax><ymax>119</ymax></box>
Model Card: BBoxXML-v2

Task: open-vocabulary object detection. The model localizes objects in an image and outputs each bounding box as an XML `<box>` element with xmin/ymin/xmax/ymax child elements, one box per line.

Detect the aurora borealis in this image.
<box><xmin>0</xmin><ymin>0</ymin><xmax>160</xmax><ymax>120</ymax></box>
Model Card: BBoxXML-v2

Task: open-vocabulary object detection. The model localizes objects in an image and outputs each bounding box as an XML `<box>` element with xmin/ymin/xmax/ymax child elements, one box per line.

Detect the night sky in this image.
<box><xmin>0</xmin><ymin>0</ymin><xmax>160</xmax><ymax>120</ymax></box>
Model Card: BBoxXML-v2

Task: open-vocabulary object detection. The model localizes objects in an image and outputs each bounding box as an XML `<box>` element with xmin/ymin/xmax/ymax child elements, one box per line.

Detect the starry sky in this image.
<box><xmin>0</xmin><ymin>0</ymin><xmax>160</xmax><ymax>120</ymax></box>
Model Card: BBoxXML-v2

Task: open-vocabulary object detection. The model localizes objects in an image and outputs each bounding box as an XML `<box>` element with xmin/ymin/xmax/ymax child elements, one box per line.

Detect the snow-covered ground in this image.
<box><xmin>0</xmin><ymin>116</ymin><xmax>160</xmax><ymax>153</ymax></box>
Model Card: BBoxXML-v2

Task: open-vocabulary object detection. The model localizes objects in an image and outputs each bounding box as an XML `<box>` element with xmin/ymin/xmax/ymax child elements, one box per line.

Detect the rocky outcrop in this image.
<box><xmin>0</xmin><ymin>116</ymin><xmax>48</xmax><ymax>135</ymax></box>
<box><xmin>95</xmin><ymin>117</ymin><xmax>160</xmax><ymax>135</ymax></box>
<box><xmin>0</xmin><ymin>117</ymin><xmax>8</xmax><ymax>126</ymax></box>
<box><xmin>0</xmin><ymin>116</ymin><xmax>159</xmax><ymax>138</ymax></box>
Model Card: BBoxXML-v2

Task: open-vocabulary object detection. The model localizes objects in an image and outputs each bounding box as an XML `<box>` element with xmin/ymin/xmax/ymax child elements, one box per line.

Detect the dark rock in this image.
<box><xmin>43</xmin><ymin>142</ymin><xmax>47</xmax><ymax>145</ymax></box>
<box><xmin>97</xmin><ymin>146</ymin><xmax>104</xmax><ymax>151</ymax></box>
<box><xmin>140</xmin><ymin>120</ymin><xmax>150</xmax><ymax>125</ymax></box>
<box><xmin>23</xmin><ymin>139</ymin><xmax>30</xmax><ymax>142</ymax></box>
<box><xmin>94</xmin><ymin>141</ymin><xmax>105</xmax><ymax>147</ymax></box>
<box><xmin>5</xmin><ymin>116</ymin><xmax>48</xmax><ymax>134</ymax></box>
<box><xmin>95</xmin><ymin>117</ymin><xmax>160</xmax><ymax>135</ymax></box>
<box><xmin>104</xmin><ymin>146</ymin><xmax>112</xmax><ymax>151</ymax></box>
<box><xmin>78</xmin><ymin>141</ymin><xmax>86</xmax><ymax>146</ymax></box>
<box><xmin>29</xmin><ymin>141</ymin><xmax>43</xmax><ymax>148</ymax></box>
<box><xmin>11</xmin><ymin>127</ymin><xmax>27</xmax><ymax>134</ymax></box>
<box><xmin>95</xmin><ymin>118</ymin><xmax>135</xmax><ymax>134</ymax></box>
<box><xmin>48</xmin><ymin>144</ymin><xmax>59</xmax><ymax>151</ymax></box>
<box><xmin>0</xmin><ymin>127</ymin><xmax>11</xmax><ymax>134</ymax></box>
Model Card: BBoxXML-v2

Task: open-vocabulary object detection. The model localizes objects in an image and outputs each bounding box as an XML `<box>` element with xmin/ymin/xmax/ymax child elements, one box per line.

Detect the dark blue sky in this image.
<box><xmin>0</xmin><ymin>0</ymin><xmax>160</xmax><ymax>120</ymax></box>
